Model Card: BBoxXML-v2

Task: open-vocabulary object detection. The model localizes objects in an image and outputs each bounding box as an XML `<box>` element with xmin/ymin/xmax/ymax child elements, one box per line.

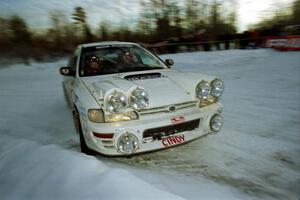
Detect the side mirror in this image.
<box><xmin>165</xmin><ymin>59</ymin><xmax>174</xmax><ymax>67</ymax></box>
<box><xmin>60</xmin><ymin>67</ymin><xmax>75</xmax><ymax>76</ymax></box>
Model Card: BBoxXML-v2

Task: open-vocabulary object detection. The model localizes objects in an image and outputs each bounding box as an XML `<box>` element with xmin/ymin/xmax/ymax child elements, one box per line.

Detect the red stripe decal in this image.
<box><xmin>93</xmin><ymin>132</ymin><xmax>114</xmax><ymax>139</ymax></box>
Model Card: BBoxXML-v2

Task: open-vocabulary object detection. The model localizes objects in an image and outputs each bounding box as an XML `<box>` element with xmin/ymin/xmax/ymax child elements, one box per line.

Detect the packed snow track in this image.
<box><xmin>0</xmin><ymin>49</ymin><xmax>299</xmax><ymax>200</ymax></box>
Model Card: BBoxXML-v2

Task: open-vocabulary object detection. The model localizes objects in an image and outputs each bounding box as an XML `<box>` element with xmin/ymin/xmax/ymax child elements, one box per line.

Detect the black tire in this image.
<box><xmin>73</xmin><ymin>109</ymin><xmax>95</xmax><ymax>155</ymax></box>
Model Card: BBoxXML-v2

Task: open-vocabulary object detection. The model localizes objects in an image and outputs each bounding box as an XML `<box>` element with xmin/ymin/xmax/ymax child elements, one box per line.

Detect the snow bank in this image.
<box><xmin>0</xmin><ymin>136</ymin><xmax>184</xmax><ymax>200</ymax></box>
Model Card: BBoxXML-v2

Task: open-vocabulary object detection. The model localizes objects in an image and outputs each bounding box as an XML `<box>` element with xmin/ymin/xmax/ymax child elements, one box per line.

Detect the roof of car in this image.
<box><xmin>79</xmin><ymin>41</ymin><xmax>139</xmax><ymax>48</ymax></box>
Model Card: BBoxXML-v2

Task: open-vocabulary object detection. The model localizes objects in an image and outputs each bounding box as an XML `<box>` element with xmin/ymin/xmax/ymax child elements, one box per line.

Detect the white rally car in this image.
<box><xmin>60</xmin><ymin>42</ymin><xmax>224</xmax><ymax>156</ymax></box>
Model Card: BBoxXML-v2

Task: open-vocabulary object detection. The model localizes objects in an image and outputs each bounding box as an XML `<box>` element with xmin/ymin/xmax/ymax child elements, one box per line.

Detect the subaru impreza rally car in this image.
<box><xmin>60</xmin><ymin>41</ymin><xmax>224</xmax><ymax>156</ymax></box>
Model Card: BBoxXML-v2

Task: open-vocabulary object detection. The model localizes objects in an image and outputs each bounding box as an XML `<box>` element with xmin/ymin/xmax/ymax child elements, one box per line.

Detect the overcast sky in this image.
<box><xmin>0</xmin><ymin>0</ymin><xmax>294</xmax><ymax>32</ymax></box>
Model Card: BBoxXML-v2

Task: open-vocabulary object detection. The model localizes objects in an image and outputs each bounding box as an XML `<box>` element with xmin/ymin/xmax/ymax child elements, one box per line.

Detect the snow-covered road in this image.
<box><xmin>0</xmin><ymin>49</ymin><xmax>299</xmax><ymax>200</ymax></box>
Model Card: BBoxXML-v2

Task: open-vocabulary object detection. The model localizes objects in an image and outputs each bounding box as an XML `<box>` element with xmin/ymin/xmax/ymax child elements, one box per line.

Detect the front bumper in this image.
<box><xmin>82</xmin><ymin>103</ymin><xmax>223</xmax><ymax>156</ymax></box>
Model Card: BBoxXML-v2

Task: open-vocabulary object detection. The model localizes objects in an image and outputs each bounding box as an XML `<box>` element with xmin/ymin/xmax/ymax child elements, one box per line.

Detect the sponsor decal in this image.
<box><xmin>265</xmin><ymin>39</ymin><xmax>287</xmax><ymax>48</ymax></box>
<box><xmin>264</xmin><ymin>36</ymin><xmax>300</xmax><ymax>51</ymax></box>
<box><xmin>171</xmin><ymin>116</ymin><xmax>185</xmax><ymax>124</ymax></box>
<box><xmin>162</xmin><ymin>134</ymin><xmax>185</xmax><ymax>147</ymax></box>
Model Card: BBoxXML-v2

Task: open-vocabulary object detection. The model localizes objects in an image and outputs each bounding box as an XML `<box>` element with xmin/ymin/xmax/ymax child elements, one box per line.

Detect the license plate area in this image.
<box><xmin>142</xmin><ymin>119</ymin><xmax>200</xmax><ymax>143</ymax></box>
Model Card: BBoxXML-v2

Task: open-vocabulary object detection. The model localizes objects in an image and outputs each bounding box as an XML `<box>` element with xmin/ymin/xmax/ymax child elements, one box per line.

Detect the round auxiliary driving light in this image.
<box><xmin>106</xmin><ymin>91</ymin><xmax>127</xmax><ymax>114</ymax></box>
<box><xmin>210</xmin><ymin>114</ymin><xmax>223</xmax><ymax>132</ymax></box>
<box><xmin>117</xmin><ymin>133</ymin><xmax>139</xmax><ymax>154</ymax></box>
<box><xmin>196</xmin><ymin>81</ymin><xmax>211</xmax><ymax>99</ymax></box>
<box><xmin>129</xmin><ymin>88</ymin><xmax>149</xmax><ymax>110</ymax></box>
<box><xmin>211</xmin><ymin>79</ymin><xmax>224</xmax><ymax>97</ymax></box>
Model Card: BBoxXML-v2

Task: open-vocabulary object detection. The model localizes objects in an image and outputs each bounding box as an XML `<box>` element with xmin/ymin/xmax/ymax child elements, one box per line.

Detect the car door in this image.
<box><xmin>63</xmin><ymin>53</ymin><xmax>78</xmax><ymax>105</ymax></box>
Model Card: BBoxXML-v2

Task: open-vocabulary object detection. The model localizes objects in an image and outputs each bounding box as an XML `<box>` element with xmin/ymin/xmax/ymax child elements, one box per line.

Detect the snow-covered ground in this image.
<box><xmin>0</xmin><ymin>49</ymin><xmax>299</xmax><ymax>200</ymax></box>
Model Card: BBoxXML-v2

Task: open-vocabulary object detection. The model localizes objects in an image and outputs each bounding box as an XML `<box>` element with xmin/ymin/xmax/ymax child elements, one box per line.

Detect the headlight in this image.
<box><xmin>106</xmin><ymin>91</ymin><xmax>127</xmax><ymax>114</ymax></box>
<box><xmin>129</xmin><ymin>88</ymin><xmax>149</xmax><ymax>110</ymax></box>
<box><xmin>88</xmin><ymin>109</ymin><xmax>104</xmax><ymax>123</ymax></box>
<box><xmin>211</xmin><ymin>79</ymin><xmax>224</xmax><ymax>97</ymax></box>
<box><xmin>106</xmin><ymin>111</ymin><xmax>139</xmax><ymax>123</ymax></box>
<box><xmin>196</xmin><ymin>81</ymin><xmax>211</xmax><ymax>99</ymax></box>
<box><xmin>117</xmin><ymin>132</ymin><xmax>139</xmax><ymax>154</ymax></box>
<box><xmin>210</xmin><ymin>114</ymin><xmax>223</xmax><ymax>132</ymax></box>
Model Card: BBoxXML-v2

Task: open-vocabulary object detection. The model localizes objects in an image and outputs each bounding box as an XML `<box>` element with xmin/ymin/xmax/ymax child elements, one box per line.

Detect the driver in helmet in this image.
<box><xmin>85</xmin><ymin>56</ymin><xmax>101</xmax><ymax>75</ymax></box>
<box><xmin>121</xmin><ymin>51</ymin><xmax>139</xmax><ymax>67</ymax></box>
<box><xmin>122</xmin><ymin>52</ymin><xmax>134</xmax><ymax>64</ymax></box>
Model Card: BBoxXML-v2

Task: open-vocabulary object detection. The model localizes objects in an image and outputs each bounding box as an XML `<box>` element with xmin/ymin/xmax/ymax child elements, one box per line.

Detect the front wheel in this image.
<box><xmin>73</xmin><ymin>109</ymin><xmax>95</xmax><ymax>155</ymax></box>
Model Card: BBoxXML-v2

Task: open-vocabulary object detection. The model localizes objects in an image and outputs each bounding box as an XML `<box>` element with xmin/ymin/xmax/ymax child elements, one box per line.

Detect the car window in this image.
<box><xmin>131</xmin><ymin>48</ymin><xmax>161</xmax><ymax>67</ymax></box>
<box><xmin>79</xmin><ymin>45</ymin><xmax>167</xmax><ymax>77</ymax></box>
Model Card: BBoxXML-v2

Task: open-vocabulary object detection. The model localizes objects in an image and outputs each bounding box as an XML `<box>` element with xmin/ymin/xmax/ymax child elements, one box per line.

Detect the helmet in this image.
<box><xmin>122</xmin><ymin>52</ymin><xmax>138</xmax><ymax>64</ymax></box>
<box><xmin>86</xmin><ymin>56</ymin><xmax>101</xmax><ymax>75</ymax></box>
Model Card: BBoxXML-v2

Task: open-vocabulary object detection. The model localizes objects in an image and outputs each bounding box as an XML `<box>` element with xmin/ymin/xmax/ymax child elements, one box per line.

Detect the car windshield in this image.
<box><xmin>79</xmin><ymin>44</ymin><xmax>167</xmax><ymax>77</ymax></box>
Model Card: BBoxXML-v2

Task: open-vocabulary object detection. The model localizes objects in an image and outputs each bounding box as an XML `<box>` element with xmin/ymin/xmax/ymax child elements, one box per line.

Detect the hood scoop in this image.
<box><xmin>123</xmin><ymin>72</ymin><xmax>163</xmax><ymax>81</ymax></box>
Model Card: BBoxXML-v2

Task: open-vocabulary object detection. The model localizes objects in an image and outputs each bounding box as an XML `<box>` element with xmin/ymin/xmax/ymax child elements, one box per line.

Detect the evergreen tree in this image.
<box><xmin>99</xmin><ymin>21</ymin><xmax>110</xmax><ymax>41</ymax></box>
<box><xmin>9</xmin><ymin>15</ymin><xmax>31</xmax><ymax>44</ymax></box>
<box><xmin>72</xmin><ymin>7</ymin><xmax>93</xmax><ymax>42</ymax></box>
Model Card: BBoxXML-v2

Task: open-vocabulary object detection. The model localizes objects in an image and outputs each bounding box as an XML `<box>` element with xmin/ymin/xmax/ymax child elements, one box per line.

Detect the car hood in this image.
<box><xmin>81</xmin><ymin>69</ymin><xmax>216</xmax><ymax>109</ymax></box>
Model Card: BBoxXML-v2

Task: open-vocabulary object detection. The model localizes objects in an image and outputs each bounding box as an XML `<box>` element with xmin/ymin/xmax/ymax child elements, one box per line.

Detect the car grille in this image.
<box><xmin>139</xmin><ymin>101</ymin><xmax>198</xmax><ymax>115</ymax></box>
<box><xmin>143</xmin><ymin>119</ymin><xmax>200</xmax><ymax>142</ymax></box>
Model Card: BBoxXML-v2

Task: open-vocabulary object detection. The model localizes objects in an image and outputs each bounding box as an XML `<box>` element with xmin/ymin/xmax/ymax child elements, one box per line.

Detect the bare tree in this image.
<box><xmin>185</xmin><ymin>0</ymin><xmax>200</xmax><ymax>31</ymax></box>
<box><xmin>292</xmin><ymin>0</ymin><xmax>300</xmax><ymax>24</ymax></box>
<box><xmin>99</xmin><ymin>21</ymin><xmax>110</xmax><ymax>41</ymax></box>
<box><xmin>139</xmin><ymin>0</ymin><xmax>182</xmax><ymax>40</ymax></box>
